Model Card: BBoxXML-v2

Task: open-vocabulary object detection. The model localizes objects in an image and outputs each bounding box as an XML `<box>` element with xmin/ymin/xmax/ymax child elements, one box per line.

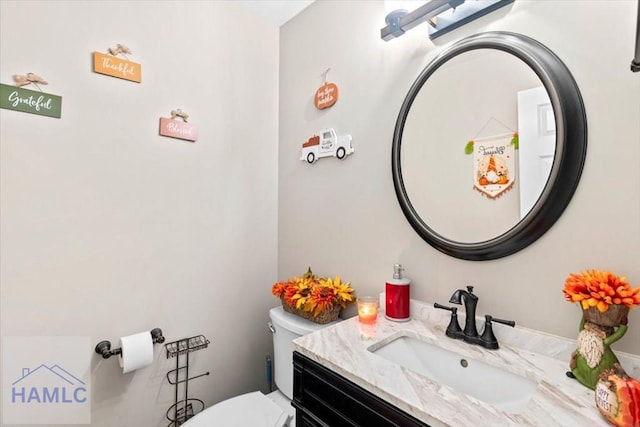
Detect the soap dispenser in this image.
<box><xmin>385</xmin><ymin>264</ymin><xmax>410</xmax><ymax>322</ymax></box>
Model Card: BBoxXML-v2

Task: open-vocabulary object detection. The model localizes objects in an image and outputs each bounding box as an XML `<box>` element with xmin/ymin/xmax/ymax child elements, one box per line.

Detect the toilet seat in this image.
<box><xmin>181</xmin><ymin>391</ymin><xmax>290</xmax><ymax>427</ymax></box>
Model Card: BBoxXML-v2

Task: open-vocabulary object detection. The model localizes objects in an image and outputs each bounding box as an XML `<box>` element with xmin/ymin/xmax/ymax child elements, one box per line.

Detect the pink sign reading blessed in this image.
<box><xmin>159</xmin><ymin>117</ymin><xmax>198</xmax><ymax>142</ymax></box>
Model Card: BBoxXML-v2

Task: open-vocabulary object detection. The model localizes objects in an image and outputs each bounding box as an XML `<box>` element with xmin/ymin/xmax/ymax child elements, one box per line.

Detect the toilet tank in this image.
<box><xmin>269</xmin><ymin>306</ymin><xmax>340</xmax><ymax>400</ymax></box>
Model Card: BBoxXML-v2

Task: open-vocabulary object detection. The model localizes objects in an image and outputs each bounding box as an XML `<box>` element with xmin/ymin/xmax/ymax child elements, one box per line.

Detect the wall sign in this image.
<box><xmin>159</xmin><ymin>109</ymin><xmax>198</xmax><ymax>142</ymax></box>
<box><xmin>471</xmin><ymin>133</ymin><xmax>516</xmax><ymax>199</ymax></box>
<box><xmin>93</xmin><ymin>44</ymin><xmax>142</xmax><ymax>83</ymax></box>
<box><xmin>315</xmin><ymin>82</ymin><xmax>339</xmax><ymax>109</ymax></box>
<box><xmin>314</xmin><ymin>68</ymin><xmax>339</xmax><ymax>110</ymax></box>
<box><xmin>0</xmin><ymin>73</ymin><xmax>62</xmax><ymax>118</ymax></box>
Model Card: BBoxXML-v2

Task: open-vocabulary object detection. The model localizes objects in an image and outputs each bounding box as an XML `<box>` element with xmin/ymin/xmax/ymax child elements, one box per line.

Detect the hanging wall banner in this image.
<box><xmin>159</xmin><ymin>109</ymin><xmax>197</xmax><ymax>142</ymax></box>
<box><xmin>0</xmin><ymin>83</ymin><xmax>62</xmax><ymax>118</ymax></box>
<box><xmin>472</xmin><ymin>133</ymin><xmax>515</xmax><ymax>199</ymax></box>
<box><xmin>93</xmin><ymin>51</ymin><xmax>142</xmax><ymax>83</ymax></box>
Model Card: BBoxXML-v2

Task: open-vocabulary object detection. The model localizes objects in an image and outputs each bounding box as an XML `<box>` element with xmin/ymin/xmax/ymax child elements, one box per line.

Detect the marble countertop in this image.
<box><xmin>293</xmin><ymin>299</ymin><xmax>640</xmax><ymax>427</ymax></box>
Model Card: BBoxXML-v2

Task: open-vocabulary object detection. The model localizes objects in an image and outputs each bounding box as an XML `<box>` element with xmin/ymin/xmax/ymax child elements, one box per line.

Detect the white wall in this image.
<box><xmin>0</xmin><ymin>1</ymin><xmax>279</xmax><ymax>426</ymax></box>
<box><xmin>279</xmin><ymin>0</ymin><xmax>640</xmax><ymax>356</ymax></box>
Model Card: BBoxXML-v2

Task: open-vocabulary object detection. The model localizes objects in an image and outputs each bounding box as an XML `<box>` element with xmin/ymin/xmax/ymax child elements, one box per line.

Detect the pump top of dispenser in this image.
<box><xmin>393</xmin><ymin>263</ymin><xmax>404</xmax><ymax>279</ymax></box>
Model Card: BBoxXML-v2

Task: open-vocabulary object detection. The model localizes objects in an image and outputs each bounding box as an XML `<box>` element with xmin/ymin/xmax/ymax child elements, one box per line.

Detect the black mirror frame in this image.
<box><xmin>391</xmin><ymin>31</ymin><xmax>587</xmax><ymax>261</ymax></box>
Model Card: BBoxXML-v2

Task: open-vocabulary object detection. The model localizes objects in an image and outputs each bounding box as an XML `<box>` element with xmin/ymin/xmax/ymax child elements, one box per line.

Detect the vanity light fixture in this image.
<box><xmin>381</xmin><ymin>0</ymin><xmax>514</xmax><ymax>41</ymax></box>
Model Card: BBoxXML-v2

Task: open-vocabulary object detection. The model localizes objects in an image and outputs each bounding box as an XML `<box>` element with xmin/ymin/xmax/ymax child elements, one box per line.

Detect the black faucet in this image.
<box><xmin>479</xmin><ymin>315</ymin><xmax>516</xmax><ymax>349</ymax></box>
<box><xmin>433</xmin><ymin>303</ymin><xmax>463</xmax><ymax>339</ymax></box>
<box><xmin>435</xmin><ymin>286</ymin><xmax>516</xmax><ymax>350</ymax></box>
<box><xmin>449</xmin><ymin>285</ymin><xmax>479</xmax><ymax>343</ymax></box>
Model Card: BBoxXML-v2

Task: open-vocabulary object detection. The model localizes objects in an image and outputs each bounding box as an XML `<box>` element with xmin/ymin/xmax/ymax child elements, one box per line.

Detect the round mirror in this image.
<box><xmin>392</xmin><ymin>32</ymin><xmax>587</xmax><ymax>261</ymax></box>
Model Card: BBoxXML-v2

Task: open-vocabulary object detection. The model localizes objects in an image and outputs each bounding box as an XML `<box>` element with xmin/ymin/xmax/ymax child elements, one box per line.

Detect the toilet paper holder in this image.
<box><xmin>95</xmin><ymin>328</ymin><xmax>165</xmax><ymax>359</ymax></box>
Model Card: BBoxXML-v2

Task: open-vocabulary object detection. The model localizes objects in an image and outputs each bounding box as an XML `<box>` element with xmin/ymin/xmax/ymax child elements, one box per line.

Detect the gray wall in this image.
<box><xmin>0</xmin><ymin>1</ymin><xmax>278</xmax><ymax>426</ymax></box>
<box><xmin>279</xmin><ymin>0</ymin><xmax>640</xmax><ymax>355</ymax></box>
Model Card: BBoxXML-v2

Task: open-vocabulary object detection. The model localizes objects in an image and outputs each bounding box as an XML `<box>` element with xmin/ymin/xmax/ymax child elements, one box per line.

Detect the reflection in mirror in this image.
<box><xmin>402</xmin><ymin>49</ymin><xmax>554</xmax><ymax>243</ymax></box>
<box><xmin>392</xmin><ymin>32</ymin><xmax>587</xmax><ymax>261</ymax></box>
<box><xmin>517</xmin><ymin>86</ymin><xmax>555</xmax><ymax>218</ymax></box>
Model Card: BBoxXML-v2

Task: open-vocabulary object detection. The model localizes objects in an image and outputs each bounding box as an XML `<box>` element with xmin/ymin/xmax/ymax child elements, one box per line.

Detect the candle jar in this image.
<box><xmin>357</xmin><ymin>296</ymin><xmax>379</xmax><ymax>324</ymax></box>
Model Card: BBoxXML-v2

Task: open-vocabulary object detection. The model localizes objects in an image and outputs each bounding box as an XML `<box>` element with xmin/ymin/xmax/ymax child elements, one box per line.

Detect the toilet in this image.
<box><xmin>182</xmin><ymin>306</ymin><xmax>340</xmax><ymax>426</ymax></box>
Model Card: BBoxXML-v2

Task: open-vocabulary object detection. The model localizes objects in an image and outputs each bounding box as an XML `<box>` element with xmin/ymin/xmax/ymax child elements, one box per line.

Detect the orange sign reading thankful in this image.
<box><xmin>93</xmin><ymin>52</ymin><xmax>142</xmax><ymax>83</ymax></box>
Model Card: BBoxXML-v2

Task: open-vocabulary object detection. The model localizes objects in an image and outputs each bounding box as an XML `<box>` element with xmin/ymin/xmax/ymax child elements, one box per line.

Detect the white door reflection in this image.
<box><xmin>517</xmin><ymin>87</ymin><xmax>556</xmax><ymax>219</ymax></box>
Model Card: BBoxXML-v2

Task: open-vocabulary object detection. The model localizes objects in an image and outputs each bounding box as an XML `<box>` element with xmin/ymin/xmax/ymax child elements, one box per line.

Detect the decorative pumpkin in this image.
<box><xmin>314</xmin><ymin>82</ymin><xmax>339</xmax><ymax>109</ymax></box>
<box><xmin>595</xmin><ymin>363</ymin><xmax>640</xmax><ymax>427</ymax></box>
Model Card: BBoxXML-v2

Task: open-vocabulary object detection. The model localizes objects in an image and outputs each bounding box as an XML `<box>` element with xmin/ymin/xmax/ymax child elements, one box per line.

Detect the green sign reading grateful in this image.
<box><xmin>0</xmin><ymin>83</ymin><xmax>62</xmax><ymax>118</ymax></box>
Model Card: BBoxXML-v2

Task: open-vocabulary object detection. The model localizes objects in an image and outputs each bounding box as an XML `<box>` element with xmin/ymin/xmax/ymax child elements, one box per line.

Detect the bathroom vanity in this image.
<box><xmin>293</xmin><ymin>351</ymin><xmax>428</xmax><ymax>426</ymax></box>
<box><xmin>292</xmin><ymin>299</ymin><xmax>640</xmax><ymax>427</ymax></box>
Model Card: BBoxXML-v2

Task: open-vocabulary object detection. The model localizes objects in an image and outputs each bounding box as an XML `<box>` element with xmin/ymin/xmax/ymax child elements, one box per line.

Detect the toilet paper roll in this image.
<box><xmin>118</xmin><ymin>331</ymin><xmax>153</xmax><ymax>374</ymax></box>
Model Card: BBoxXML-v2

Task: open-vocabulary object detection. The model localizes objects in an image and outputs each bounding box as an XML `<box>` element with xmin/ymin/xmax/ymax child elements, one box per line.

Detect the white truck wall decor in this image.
<box><xmin>300</xmin><ymin>128</ymin><xmax>353</xmax><ymax>164</ymax></box>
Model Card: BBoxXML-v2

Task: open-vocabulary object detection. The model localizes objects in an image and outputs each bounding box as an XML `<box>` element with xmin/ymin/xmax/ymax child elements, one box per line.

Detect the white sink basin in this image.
<box><xmin>369</xmin><ymin>335</ymin><xmax>539</xmax><ymax>413</ymax></box>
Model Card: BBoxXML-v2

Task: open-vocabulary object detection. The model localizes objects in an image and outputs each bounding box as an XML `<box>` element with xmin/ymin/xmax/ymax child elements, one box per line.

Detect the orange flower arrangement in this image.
<box><xmin>272</xmin><ymin>268</ymin><xmax>355</xmax><ymax>317</ymax></box>
<box><xmin>563</xmin><ymin>269</ymin><xmax>640</xmax><ymax>313</ymax></box>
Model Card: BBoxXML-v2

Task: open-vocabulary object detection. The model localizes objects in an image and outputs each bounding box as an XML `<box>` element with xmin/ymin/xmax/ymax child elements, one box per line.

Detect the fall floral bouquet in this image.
<box><xmin>272</xmin><ymin>267</ymin><xmax>355</xmax><ymax>324</ymax></box>
<box><xmin>563</xmin><ymin>269</ymin><xmax>640</xmax><ymax>326</ymax></box>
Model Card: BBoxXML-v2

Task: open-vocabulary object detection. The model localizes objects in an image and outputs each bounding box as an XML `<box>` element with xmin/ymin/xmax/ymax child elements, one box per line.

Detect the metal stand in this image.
<box><xmin>164</xmin><ymin>335</ymin><xmax>210</xmax><ymax>426</ymax></box>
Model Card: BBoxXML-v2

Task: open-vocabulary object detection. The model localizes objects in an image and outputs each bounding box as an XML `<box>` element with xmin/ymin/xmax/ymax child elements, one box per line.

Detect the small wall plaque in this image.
<box><xmin>93</xmin><ymin>44</ymin><xmax>141</xmax><ymax>83</ymax></box>
<box><xmin>0</xmin><ymin>83</ymin><xmax>62</xmax><ymax>118</ymax></box>
<box><xmin>159</xmin><ymin>109</ymin><xmax>197</xmax><ymax>142</ymax></box>
<box><xmin>315</xmin><ymin>82</ymin><xmax>339</xmax><ymax>109</ymax></box>
<box><xmin>314</xmin><ymin>68</ymin><xmax>339</xmax><ymax>110</ymax></box>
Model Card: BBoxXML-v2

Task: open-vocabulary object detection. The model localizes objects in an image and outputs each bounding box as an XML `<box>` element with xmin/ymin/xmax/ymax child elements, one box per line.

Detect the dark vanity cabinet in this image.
<box><xmin>292</xmin><ymin>351</ymin><xmax>430</xmax><ymax>427</ymax></box>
